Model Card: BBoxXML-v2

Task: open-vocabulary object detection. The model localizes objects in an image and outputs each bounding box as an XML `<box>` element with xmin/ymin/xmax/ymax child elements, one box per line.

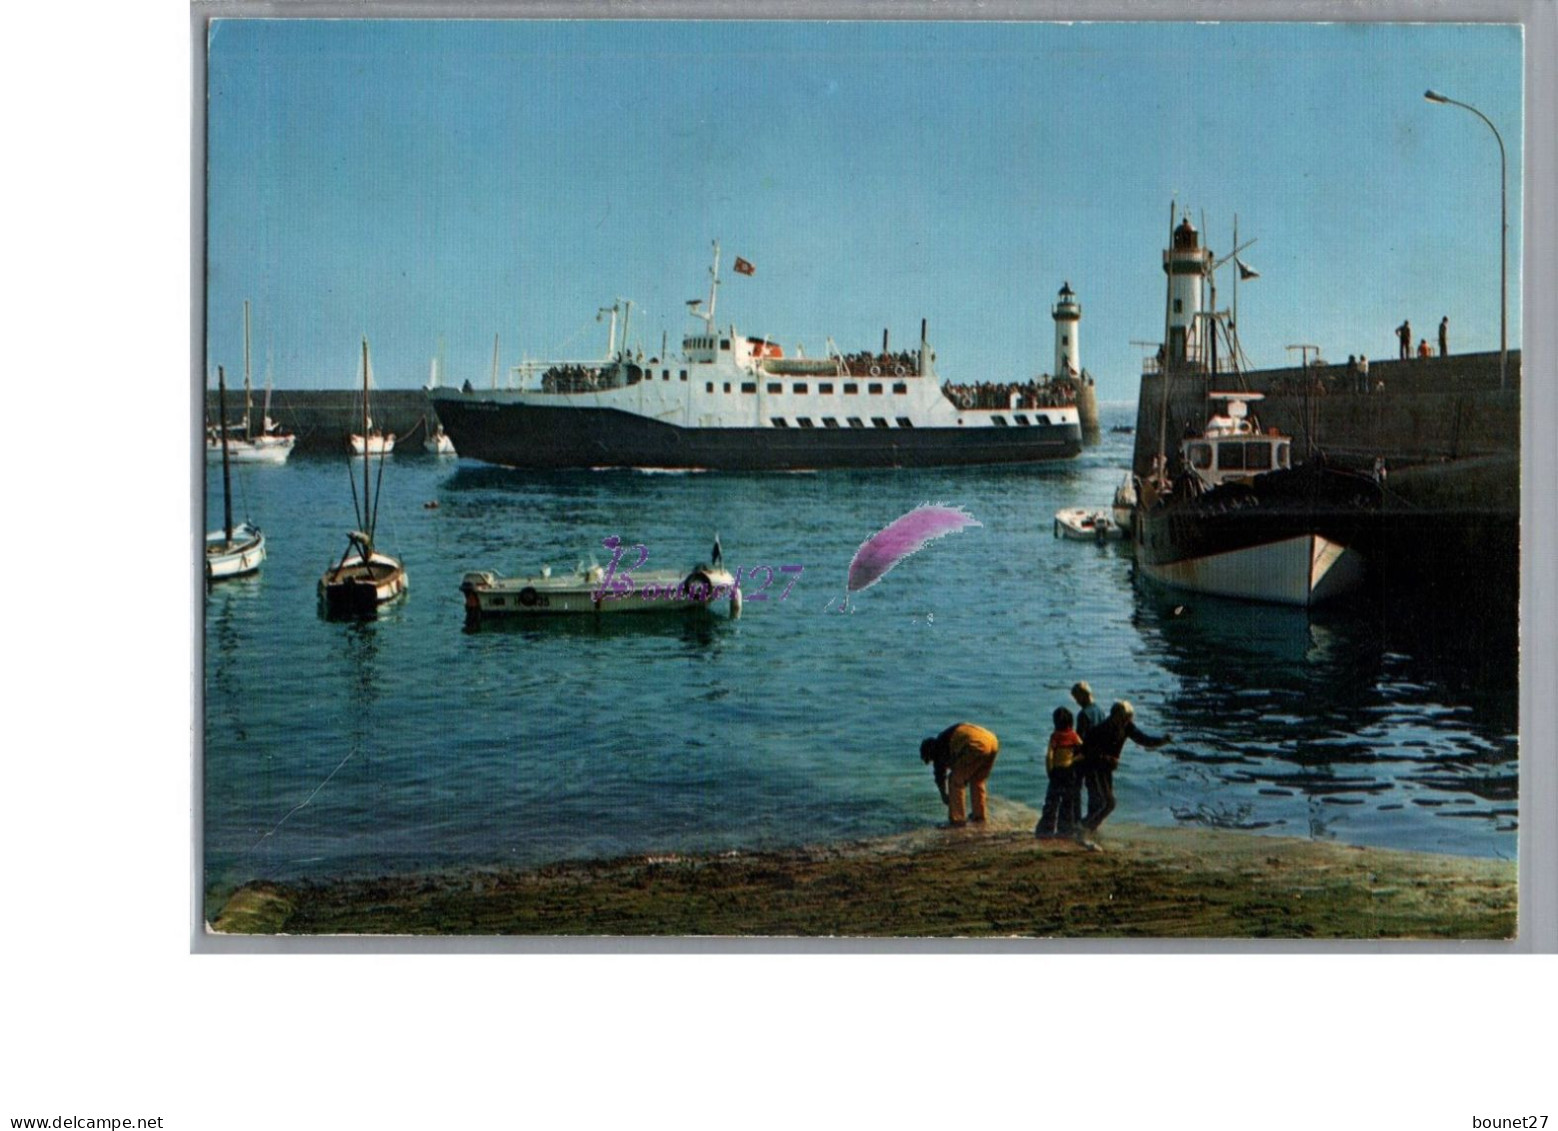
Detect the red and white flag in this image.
<box><xmin>733</xmin><ymin>256</ymin><xmax>756</xmax><ymax>276</ymax></box>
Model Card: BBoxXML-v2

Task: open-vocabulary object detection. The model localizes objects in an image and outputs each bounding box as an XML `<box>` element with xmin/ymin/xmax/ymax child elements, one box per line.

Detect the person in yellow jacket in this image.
<box><xmin>920</xmin><ymin>722</ymin><xmax>1000</xmax><ymax>825</ymax></box>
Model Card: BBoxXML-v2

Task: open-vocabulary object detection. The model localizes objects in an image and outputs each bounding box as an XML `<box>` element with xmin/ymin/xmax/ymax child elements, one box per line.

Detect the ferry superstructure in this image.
<box><xmin>429</xmin><ymin>244</ymin><xmax>1083</xmax><ymax>471</ymax></box>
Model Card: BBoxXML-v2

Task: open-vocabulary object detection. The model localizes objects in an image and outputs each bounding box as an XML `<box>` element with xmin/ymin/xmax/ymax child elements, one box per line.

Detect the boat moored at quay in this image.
<box><xmin>1131</xmin><ymin>211</ymin><xmax>1381</xmax><ymax>608</ymax></box>
<box><xmin>430</xmin><ymin>244</ymin><xmax>1083</xmax><ymax>471</ymax></box>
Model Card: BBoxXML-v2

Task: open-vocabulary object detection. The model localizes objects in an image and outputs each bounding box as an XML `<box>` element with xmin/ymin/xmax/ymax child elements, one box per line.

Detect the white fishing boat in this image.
<box><xmin>1131</xmin><ymin>210</ymin><xmax>1382</xmax><ymax>608</ymax></box>
<box><xmin>320</xmin><ymin>338</ymin><xmax>408</xmax><ymax>617</ymax></box>
<box><xmin>205</xmin><ymin>301</ymin><xmax>296</xmax><ymax>464</ymax></box>
<box><xmin>1054</xmin><ymin>507</ymin><xmax>1123</xmax><ymax>541</ymax></box>
<box><xmin>205</xmin><ymin>364</ymin><xmax>267</xmax><ymax>581</ymax></box>
<box><xmin>461</xmin><ymin>541</ymin><xmax>739</xmax><ymax>622</ymax></box>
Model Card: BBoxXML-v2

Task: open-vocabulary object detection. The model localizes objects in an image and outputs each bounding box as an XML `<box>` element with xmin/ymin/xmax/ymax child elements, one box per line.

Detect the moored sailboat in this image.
<box><xmin>205</xmin><ymin>300</ymin><xmax>295</xmax><ymax>464</ymax></box>
<box><xmin>348</xmin><ymin>339</ymin><xmax>395</xmax><ymax>457</ymax></box>
<box><xmin>320</xmin><ymin>338</ymin><xmax>408</xmax><ymax>617</ymax></box>
<box><xmin>205</xmin><ymin>364</ymin><xmax>267</xmax><ymax>581</ymax></box>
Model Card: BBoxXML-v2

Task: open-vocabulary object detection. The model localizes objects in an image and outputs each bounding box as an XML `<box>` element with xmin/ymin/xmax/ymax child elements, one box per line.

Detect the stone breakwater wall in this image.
<box><xmin>1132</xmin><ymin>349</ymin><xmax>1521</xmax><ymax>491</ymax></box>
<box><xmin>203</xmin><ymin>389</ymin><xmax>442</xmax><ymax>455</ymax></box>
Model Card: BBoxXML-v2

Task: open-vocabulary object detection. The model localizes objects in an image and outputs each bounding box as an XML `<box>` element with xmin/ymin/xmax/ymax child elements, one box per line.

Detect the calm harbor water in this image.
<box><xmin>203</xmin><ymin>404</ymin><xmax>1518</xmax><ymax>895</ymax></box>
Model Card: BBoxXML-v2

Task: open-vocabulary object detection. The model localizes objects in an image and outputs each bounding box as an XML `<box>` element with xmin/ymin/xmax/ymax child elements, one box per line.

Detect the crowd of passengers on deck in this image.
<box><xmin>940</xmin><ymin>377</ymin><xmax>1081</xmax><ymax>411</ymax></box>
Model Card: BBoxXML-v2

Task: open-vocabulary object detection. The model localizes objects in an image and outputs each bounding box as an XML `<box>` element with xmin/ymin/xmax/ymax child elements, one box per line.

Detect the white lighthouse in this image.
<box><xmin>1051</xmin><ymin>281</ymin><xmax>1081</xmax><ymax>379</ymax></box>
<box><xmin>1163</xmin><ymin>212</ymin><xmax>1212</xmax><ymax>367</ymax></box>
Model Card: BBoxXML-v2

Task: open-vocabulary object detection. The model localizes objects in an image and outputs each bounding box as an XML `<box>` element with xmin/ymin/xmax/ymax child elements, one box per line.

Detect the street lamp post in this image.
<box><xmin>1425</xmin><ymin>89</ymin><xmax>1508</xmax><ymax>392</ymax></box>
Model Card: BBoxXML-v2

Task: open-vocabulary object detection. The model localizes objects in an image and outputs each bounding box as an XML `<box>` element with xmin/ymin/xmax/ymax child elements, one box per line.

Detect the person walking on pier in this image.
<box><xmin>921</xmin><ymin>722</ymin><xmax>1000</xmax><ymax>826</ymax></box>
<box><xmin>1439</xmin><ymin>316</ymin><xmax>1449</xmax><ymax>357</ymax></box>
<box><xmin>1397</xmin><ymin>320</ymin><xmax>1412</xmax><ymax>360</ymax></box>
<box><xmin>1075</xmin><ymin>701</ymin><xmax>1170</xmax><ymax>849</ymax></box>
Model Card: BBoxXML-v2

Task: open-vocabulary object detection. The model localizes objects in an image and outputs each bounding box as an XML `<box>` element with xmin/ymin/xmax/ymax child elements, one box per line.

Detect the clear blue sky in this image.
<box><xmin>205</xmin><ymin>20</ymin><xmax>1523</xmax><ymax>401</ymax></box>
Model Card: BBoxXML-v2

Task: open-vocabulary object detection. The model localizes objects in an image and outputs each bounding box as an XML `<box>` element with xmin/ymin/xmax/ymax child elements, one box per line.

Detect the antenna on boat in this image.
<box><xmin>704</xmin><ymin>239</ymin><xmax>722</xmax><ymax>331</ymax></box>
<box><xmin>490</xmin><ymin>334</ymin><xmax>500</xmax><ymax>390</ymax></box>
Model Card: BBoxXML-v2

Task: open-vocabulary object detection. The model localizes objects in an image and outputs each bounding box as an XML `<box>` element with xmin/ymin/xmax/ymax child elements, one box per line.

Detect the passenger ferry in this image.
<box><xmin>429</xmin><ymin>244</ymin><xmax>1083</xmax><ymax>471</ymax></box>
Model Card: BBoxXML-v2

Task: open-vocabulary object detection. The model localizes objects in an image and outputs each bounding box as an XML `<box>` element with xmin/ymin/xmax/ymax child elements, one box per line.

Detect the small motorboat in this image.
<box><xmin>1054</xmin><ymin>507</ymin><xmax>1123</xmax><ymax>542</ymax></box>
<box><xmin>461</xmin><ymin>559</ymin><xmax>740</xmax><ymax>622</ymax></box>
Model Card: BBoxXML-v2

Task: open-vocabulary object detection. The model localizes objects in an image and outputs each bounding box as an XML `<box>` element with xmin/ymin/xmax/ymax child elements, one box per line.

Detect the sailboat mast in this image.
<box><xmin>242</xmin><ymin>300</ymin><xmax>253</xmax><ymax>437</ymax></box>
<box><xmin>362</xmin><ymin>337</ymin><xmax>372</xmax><ymax>539</ymax></box>
<box><xmin>491</xmin><ymin>334</ymin><xmax>500</xmax><ymax>390</ymax></box>
<box><xmin>218</xmin><ymin>365</ymin><xmax>234</xmax><ymax>542</ymax></box>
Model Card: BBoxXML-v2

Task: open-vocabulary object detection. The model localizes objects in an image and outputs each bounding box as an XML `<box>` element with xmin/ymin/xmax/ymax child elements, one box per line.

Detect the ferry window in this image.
<box><xmin>896</xmin><ymin>417</ymin><xmax>914</xmax><ymax>428</ymax></box>
<box><xmin>767</xmin><ymin>383</ymin><xmax>782</xmax><ymax>394</ymax></box>
<box><xmin>847</xmin><ymin>417</ymin><xmax>864</xmax><ymax>429</ymax></box>
<box><xmin>720</xmin><ymin>339</ymin><xmax>731</xmax><ymax>350</ymax></box>
<box><xmin>741</xmin><ymin>382</ymin><xmax>757</xmax><ymax>394</ymax></box>
<box><xmin>771</xmin><ymin>417</ymin><xmax>788</xmax><ymax>428</ymax></box>
<box><xmin>1189</xmin><ymin>443</ymin><xmax>1212</xmax><ymax>470</ymax></box>
<box><xmin>706</xmin><ymin>382</ymin><xmax>714</xmax><ymax>393</ymax></box>
<box><xmin>1014</xmin><ymin>414</ymin><xmax>1030</xmax><ymax>426</ymax></box>
<box><xmin>819</xmin><ymin>383</ymin><xmax>834</xmax><ymax>394</ymax></box>
<box><xmin>795</xmin><ymin>382</ymin><xmax>808</xmax><ymax>394</ymax></box>
<box><xmin>797</xmin><ymin>417</ymin><xmax>814</xmax><ymax>428</ymax></box>
<box><xmin>871</xmin><ymin>417</ymin><xmax>889</xmax><ymax>428</ymax></box>
<box><xmin>868</xmin><ymin>383</ymin><xmax>883</xmax><ymax>395</ymax></box>
<box><xmin>1036</xmin><ymin>414</ymin><xmax>1050</xmax><ymax>425</ymax></box>
<box><xmin>1219</xmin><ymin>443</ymin><xmax>1247</xmax><ymax>471</ymax></box>
<box><xmin>1246</xmin><ymin>442</ymin><xmax>1272</xmax><ymax>470</ymax></box>
<box><xmin>992</xmin><ymin>415</ymin><xmax>1008</xmax><ymax>427</ymax></box>
<box><xmin>892</xmin><ymin>382</ymin><xmax>908</xmax><ymax>395</ymax></box>
<box><xmin>723</xmin><ymin>383</ymin><xmax>732</xmax><ymax>394</ymax></box>
<box><xmin>822</xmin><ymin>417</ymin><xmax>840</xmax><ymax>428</ymax></box>
<box><xmin>680</xmin><ymin>370</ymin><xmax>688</xmax><ymax>381</ymax></box>
<box><xmin>843</xmin><ymin>383</ymin><xmax>859</xmax><ymax>395</ymax></box>
<box><xmin>492</xmin><ymin>597</ymin><xmax>506</xmax><ymax>607</ymax></box>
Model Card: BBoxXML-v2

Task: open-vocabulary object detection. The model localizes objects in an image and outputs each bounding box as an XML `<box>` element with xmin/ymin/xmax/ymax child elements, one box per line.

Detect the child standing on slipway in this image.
<box><xmin>1036</xmin><ymin>706</ymin><xmax>1084</xmax><ymax>838</ymax></box>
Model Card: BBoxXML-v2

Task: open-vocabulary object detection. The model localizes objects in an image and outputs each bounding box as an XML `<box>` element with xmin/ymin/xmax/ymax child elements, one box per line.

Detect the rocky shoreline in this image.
<box><xmin>208</xmin><ymin>802</ymin><xmax>1517</xmax><ymax>939</ymax></box>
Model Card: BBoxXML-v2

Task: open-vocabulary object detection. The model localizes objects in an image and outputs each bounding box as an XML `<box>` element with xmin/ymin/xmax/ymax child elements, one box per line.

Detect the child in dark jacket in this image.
<box><xmin>1036</xmin><ymin>706</ymin><xmax>1084</xmax><ymax>837</ymax></box>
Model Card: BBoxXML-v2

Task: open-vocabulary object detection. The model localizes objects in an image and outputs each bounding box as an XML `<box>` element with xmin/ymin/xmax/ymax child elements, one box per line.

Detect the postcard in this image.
<box><xmin>200</xmin><ymin>18</ymin><xmax>1522</xmax><ymax>940</ymax></box>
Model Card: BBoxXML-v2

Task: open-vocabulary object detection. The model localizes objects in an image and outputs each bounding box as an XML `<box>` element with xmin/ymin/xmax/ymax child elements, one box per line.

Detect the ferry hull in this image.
<box><xmin>431</xmin><ymin>398</ymin><xmax>1081</xmax><ymax>470</ymax></box>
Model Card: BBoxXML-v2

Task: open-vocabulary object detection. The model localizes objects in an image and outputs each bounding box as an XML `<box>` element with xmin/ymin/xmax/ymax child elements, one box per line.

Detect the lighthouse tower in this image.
<box><xmin>1163</xmin><ymin>213</ymin><xmax>1212</xmax><ymax>368</ymax></box>
<box><xmin>1051</xmin><ymin>281</ymin><xmax>1081</xmax><ymax>379</ymax></box>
